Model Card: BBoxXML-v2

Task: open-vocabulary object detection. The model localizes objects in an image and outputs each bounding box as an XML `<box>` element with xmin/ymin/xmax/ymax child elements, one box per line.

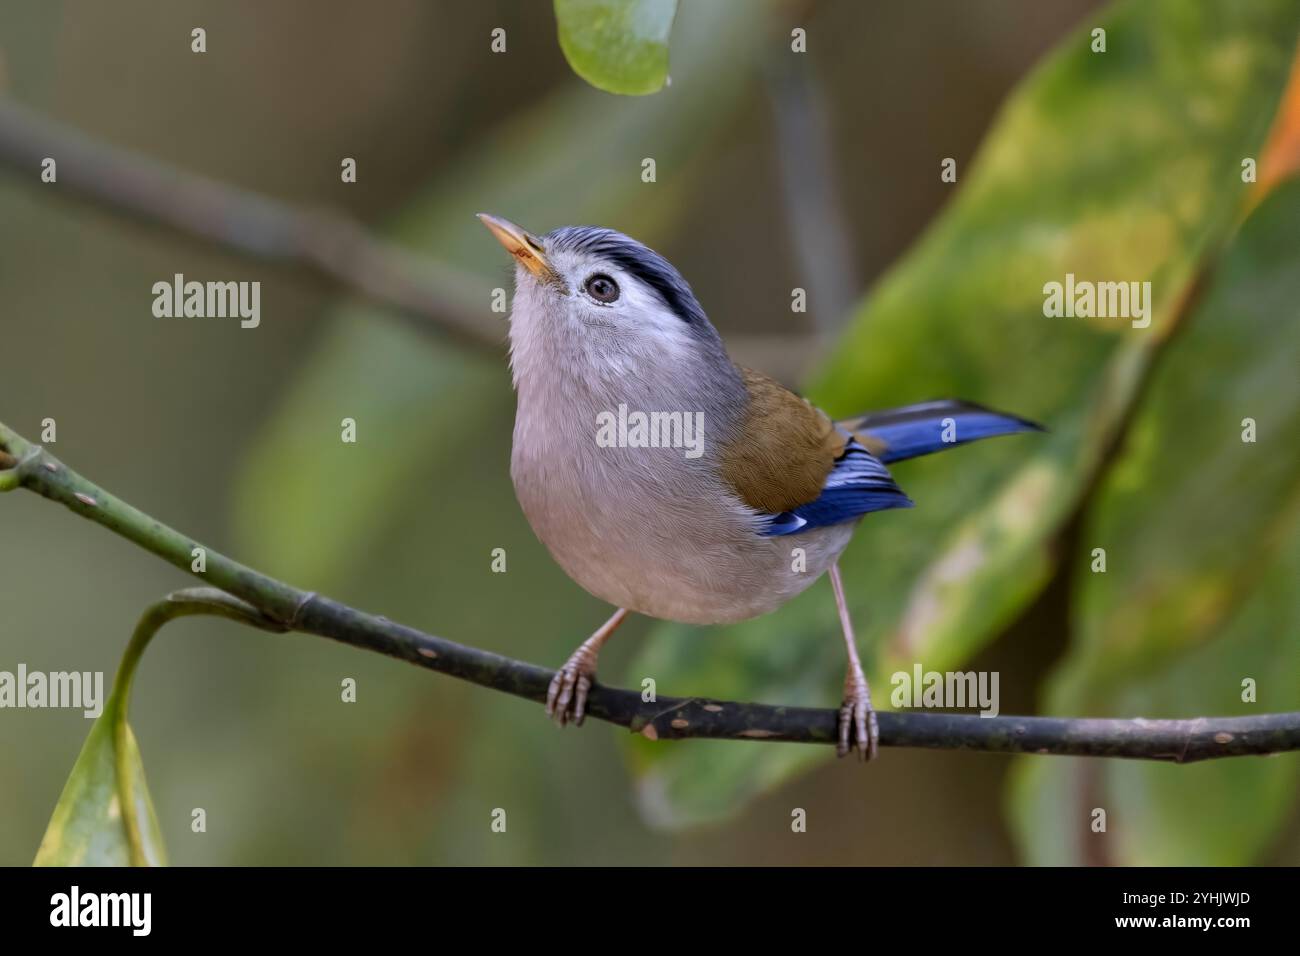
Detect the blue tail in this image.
<box><xmin>839</xmin><ymin>400</ymin><xmax>1044</xmax><ymax>464</ymax></box>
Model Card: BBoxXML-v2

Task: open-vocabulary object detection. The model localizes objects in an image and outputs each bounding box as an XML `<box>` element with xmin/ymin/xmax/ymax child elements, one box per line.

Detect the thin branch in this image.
<box><xmin>0</xmin><ymin>99</ymin><xmax>814</xmax><ymax>379</ymax></box>
<box><xmin>765</xmin><ymin>55</ymin><xmax>858</xmax><ymax>339</ymax></box>
<box><xmin>0</xmin><ymin>98</ymin><xmax>497</xmax><ymax>351</ymax></box>
<box><xmin>2</xmin><ymin>422</ymin><xmax>1297</xmax><ymax>762</ymax></box>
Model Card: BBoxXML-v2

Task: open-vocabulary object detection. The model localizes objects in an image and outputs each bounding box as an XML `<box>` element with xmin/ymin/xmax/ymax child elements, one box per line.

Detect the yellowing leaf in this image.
<box><xmin>34</xmin><ymin>697</ymin><xmax>166</xmax><ymax>867</ymax></box>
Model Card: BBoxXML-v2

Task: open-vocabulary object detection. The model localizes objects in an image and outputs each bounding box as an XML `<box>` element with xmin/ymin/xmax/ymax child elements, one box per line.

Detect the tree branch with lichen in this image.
<box><xmin>2</xmin><ymin>419</ymin><xmax>1298</xmax><ymax>762</ymax></box>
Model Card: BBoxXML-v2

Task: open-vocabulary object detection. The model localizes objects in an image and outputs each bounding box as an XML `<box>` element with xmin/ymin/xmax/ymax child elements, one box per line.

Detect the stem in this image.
<box><xmin>111</xmin><ymin>589</ymin><xmax>286</xmax><ymax>866</ymax></box>
<box><xmin>2</xmin><ymin>421</ymin><xmax>1298</xmax><ymax>761</ymax></box>
<box><xmin>114</xmin><ymin>589</ymin><xmax>288</xmax><ymax>710</ymax></box>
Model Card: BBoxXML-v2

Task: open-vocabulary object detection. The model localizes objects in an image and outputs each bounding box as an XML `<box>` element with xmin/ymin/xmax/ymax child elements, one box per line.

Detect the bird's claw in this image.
<box><xmin>838</xmin><ymin>679</ymin><xmax>879</xmax><ymax>761</ymax></box>
<box><xmin>546</xmin><ymin>650</ymin><xmax>597</xmax><ymax>727</ymax></box>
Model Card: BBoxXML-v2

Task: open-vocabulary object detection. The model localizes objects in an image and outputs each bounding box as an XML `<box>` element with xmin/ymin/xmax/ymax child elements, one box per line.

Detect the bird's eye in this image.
<box><xmin>583</xmin><ymin>273</ymin><xmax>620</xmax><ymax>304</ymax></box>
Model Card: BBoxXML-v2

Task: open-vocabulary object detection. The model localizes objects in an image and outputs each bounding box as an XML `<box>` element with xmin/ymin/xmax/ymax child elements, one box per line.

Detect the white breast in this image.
<box><xmin>510</xmin><ymin>387</ymin><xmax>854</xmax><ymax>625</ymax></box>
<box><xmin>505</xmin><ymin>268</ymin><xmax>855</xmax><ymax>624</ymax></box>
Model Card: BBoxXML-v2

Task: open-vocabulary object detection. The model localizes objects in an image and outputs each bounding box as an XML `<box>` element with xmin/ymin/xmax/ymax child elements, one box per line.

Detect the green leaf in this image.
<box><xmin>1011</xmin><ymin>531</ymin><xmax>1300</xmax><ymax>865</ymax></box>
<box><xmin>554</xmin><ymin>0</ymin><xmax>677</xmax><ymax>96</ymax></box>
<box><xmin>1009</xmin><ymin>180</ymin><xmax>1300</xmax><ymax>865</ymax></box>
<box><xmin>33</xmin><ymin>696</ymin><xmax>166</xmax><ymax>867</ymax></box>
<box><xmin>1065</xmin><ymin>180</ymin><xmax>1300</xmax><ymax>698</ymax></box>
<box><xmin>624</xmin><ymin>0</ymin><xmax>1300</xmax><ymax>827</ymax></box>
<box><xmin>34</xmin><ymin>590</ymin><xmax>286</xmax><ymax>866</ymax></box>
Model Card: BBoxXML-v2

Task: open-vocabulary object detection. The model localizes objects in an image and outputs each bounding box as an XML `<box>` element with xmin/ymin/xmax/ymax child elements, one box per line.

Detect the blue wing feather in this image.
<box><xmin>848</xmin><ymin>400</ymin><xmax>1043</xmax><ymax>464</ymax></box>
<box><xmin>759</xmin><ymin>440</ymin><xmax>912</xmax><ymax>537</ymax></box>
<box><xmin>756</xmin><ymin>401</ymin><xmax>1041</xmax><ymax>537</ymax></box>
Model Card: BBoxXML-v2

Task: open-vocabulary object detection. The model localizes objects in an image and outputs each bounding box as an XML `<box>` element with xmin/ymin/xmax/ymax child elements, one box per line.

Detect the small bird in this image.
<box><xmin>480</xmin><ymin>214</ymin><xmax>1041</xmax><ymax>758</ymax></box>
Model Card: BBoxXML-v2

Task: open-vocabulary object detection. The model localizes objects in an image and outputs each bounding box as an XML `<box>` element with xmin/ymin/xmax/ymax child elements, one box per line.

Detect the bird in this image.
<box><xmin>479</xmin><ymin>213</ymin><xmax>1042</xmax><ymax>759</ymax></box>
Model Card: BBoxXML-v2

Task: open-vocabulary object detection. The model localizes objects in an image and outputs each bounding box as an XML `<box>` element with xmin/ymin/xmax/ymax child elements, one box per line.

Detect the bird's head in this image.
<box><xmin>478</xmin><ymin>215</ymin><xmax>737</xmax><ymax>392</ymax></box>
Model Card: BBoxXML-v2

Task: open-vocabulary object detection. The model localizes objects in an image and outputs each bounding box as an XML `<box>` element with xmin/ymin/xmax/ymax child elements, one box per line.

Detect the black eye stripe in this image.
<box><xmin>549</xmin><ymin>226</ymin><xmax>705</xmax><ymax>326</ymax></box>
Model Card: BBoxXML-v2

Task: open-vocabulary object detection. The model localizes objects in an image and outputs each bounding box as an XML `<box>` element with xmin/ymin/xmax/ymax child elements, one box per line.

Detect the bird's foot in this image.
<box><xmin>546</xmin><ymin>644</ymin><xmax>599</xmax><ymax>728</ymax></box>
<box><xmin>838</xmin><ymin>672</ymin><xmax>879</xmax><ymax>761</ymax></box>
<box><xmin>545</xmin><ymin>608</ymin><xmax>629</xmax><ymax>728</ymax></box>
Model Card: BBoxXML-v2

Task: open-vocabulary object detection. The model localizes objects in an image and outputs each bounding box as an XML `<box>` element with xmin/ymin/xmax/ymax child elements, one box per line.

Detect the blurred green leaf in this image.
<box><xmin>1011</xmin><ymin>532</ymin><xmax>1300</xmax><ymax>865</ymax></box>
<box><xmin>1011</xmin><ymin>549</ymin><xmax>1300</xmax><ymax>865</ymax></box>
<box><xmin>554</xmin><ymin>0</ymin><xmax>677</xmax><ymax>96</ymax></box>
<box><xmin>625</xmin><ymin>0</ymin><xmax>1300</xmax><ymax>827</ymax></box>
<box><xmin>235</xmin><ymin>0</ymin><xmax>771</xmax><ymax>590</ymax></box>
<box><xmin>1064</xmin><ymin>180</ymin><xmax>1300</xmax><ymax>696</ymax></box>
<box><xmin>1009</xmin><ymin>180</ymin><xmax>1300</xmax><ymax>865</ymax></box>
<box><xmin>233</xmin><ymin>322</ymin><xmax>505</xmax><ymax>587</ymax></box>
<box><xmin>33</xmin><ymin>698</ymin><xmax>166</xmax><ymax>867</ymax></box>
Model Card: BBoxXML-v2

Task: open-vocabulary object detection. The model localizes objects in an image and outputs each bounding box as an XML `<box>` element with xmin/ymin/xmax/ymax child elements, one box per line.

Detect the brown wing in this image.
<box><xmin>718</xmin><ymin>367</ymin><xmax>848</xmax><ymax>514</ymax></box>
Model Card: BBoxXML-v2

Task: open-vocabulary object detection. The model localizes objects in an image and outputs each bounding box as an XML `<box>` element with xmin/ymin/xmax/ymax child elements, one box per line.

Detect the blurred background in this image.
<box><xmin>1</xmin><ymin>0</ymin><xmax>1297</xmax><ymax>865</ymax></box>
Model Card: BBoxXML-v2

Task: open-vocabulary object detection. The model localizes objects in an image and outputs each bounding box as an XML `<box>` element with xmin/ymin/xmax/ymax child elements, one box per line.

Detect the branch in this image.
<box><xmin>0</xmin><ymin>98</ymin><xmax>497</xmax><ymax>351</ymax></box>
<box><xmin>765</xmin><ymin>54</ymin><xmax>858</xmax><ymax>339</ymax></box>
<box><xmin>0</xmin><ymin>99</ymin><xmax>814</xmax><ymax>380</ymax></box>
<box><xmin>2</xmin><ymin>421</ymin><xmax>1298</xmax><ymax>762</ymax></box>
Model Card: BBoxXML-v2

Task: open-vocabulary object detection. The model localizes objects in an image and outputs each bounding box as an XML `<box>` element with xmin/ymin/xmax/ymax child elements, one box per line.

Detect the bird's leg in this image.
<box><xmin>546</xmin><ymin>607</ymin><xmax>630</xmax><ymax>727</ymax></box>
<box><xmin>829</xmin><ymin>562</ymin><xmax>879</xmax><ymax>760</ymax></box>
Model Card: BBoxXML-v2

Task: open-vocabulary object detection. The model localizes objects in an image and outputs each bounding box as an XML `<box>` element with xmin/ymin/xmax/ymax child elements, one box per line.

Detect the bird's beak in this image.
<box><xmin>477</xmin><ymin>213</ymin><xmax>555</xmax><ymax>281</ymax></box>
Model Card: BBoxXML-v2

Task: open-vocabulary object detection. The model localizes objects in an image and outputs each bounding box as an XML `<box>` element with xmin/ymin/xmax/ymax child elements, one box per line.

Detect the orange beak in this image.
<box><xmin>477</xmin><ymin>213</ymin><xmax>556</xmax><ymax>281</ymax></box>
